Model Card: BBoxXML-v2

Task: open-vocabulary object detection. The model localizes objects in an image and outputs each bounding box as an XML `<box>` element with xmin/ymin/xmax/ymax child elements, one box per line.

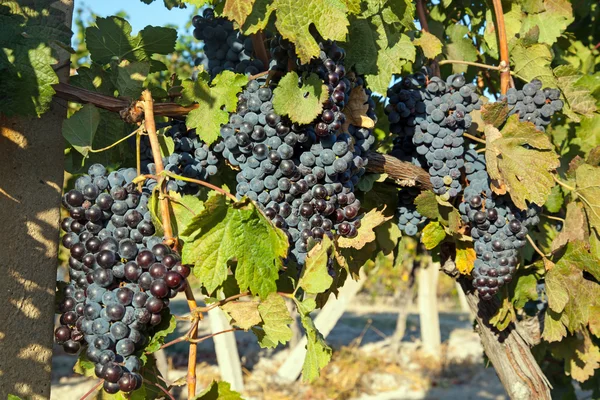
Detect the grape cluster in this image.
<box><xmin>459</xmin><ymin>150</ymin><xmax>538</xmax><ymax>300</ymax></box>
<box><xmin>192</xmin><ymin>8</ymin><xmax>265</xmax><ymax>78</ymax></box>
<box><xmin>415</xmin><ymin>75</ymin><xmax>481</xmax><ymax>199</ymax></box>
<box><xmin>140</xmin><ymin>122</ymin><xmax>222</xmax><ymax>194</ymax></box>
<box><xmin>56</xmin><ymin>164</ymin><xmax>191</xmax><ymax>394</ymax></box>
<box><xmin>217</xmin><ymin>75</ymin><xmax>373</xmax><ymax>264</ymax></box>
<box><xmin>500</xmin><ymin>79</ymin><xmax>563</xmax><ymax>131</ymax></box>
<box><xmin>268</xmin><ymin>35</ymin><xmax>294</xmax><ymax>72</ymax></box>
<box><xmin>385</xmin><ymin>73</ymin><xmax>429</xmax><ymax>235</ymax></box>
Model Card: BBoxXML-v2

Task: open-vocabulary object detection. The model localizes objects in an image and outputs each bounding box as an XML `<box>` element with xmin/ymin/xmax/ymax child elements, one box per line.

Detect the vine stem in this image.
<box><xmin>553</xmin><ymin>175</ymin><xmax>575</xmax><ymax>191</ymax></box>
<box><xmin>542</xmin><ymin>214</ymin><xmax>565</xmax><ymax>223</ymax></box>
<box><xmin>88</xmin><ymin>126</ymin><xmax>143</xmax><ymax>153</ymax></box>
<box><xmin>438</xmin><ymin>59</ymin><xmax>504</xmax><ymax>71</ymax></box>
<box><xmin>526</xmin><ymin>234</ymin><xmax>549</xmax><ymax>259</ymax></box>
<box><xmin>162</xmin><ymin>170</ymin><xmax>238</xmax><ymax>202</ymax></box>
<box><xmin>188</xmin><ymin>328</ymin><xmax>242</xmax><ymax>344</ymax></box>
<box><xmin>141</xmin><ymin>90</ymin><xmax>199</xmax><ymax>399</ymax></box>
<box><xmin>463</xmin><ymin>132</ymin><xmax>487</xmax><ymax>144</ymax></box>
<box><xmin>251</xmin><ymin>32</ymin><xmax>270</xmax><ymax>70</ymax></box>
<box><xmin>143</xmin><ymin>378</ymin><xmax>176</xmax><ymax>400</ymax></box>
<box><xmin>79</xmin><ymin>379</ymin><xmax>104</xmax><ymax>400</ymax></box>
<box><xmin>492</xmin><ymin>0</ymin><xmax>511</xmax><ymax>94</ymax></box>
<box><xmin>190</xmin><ymin>292</ymin><xmax>250</xmax><ymax>316</ymax></box>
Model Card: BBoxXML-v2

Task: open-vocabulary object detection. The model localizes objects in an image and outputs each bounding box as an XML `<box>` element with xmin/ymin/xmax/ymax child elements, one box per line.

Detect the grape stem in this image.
<box><xmin>492</xmin><ymin>0</ymin><xmax>511</xmax><ymax>94</ymax></box>
<box><xmin>191</xmin><ymin>292</ymin><xmax>250</xmax><ymax>318</ymax></box>
<box><xmin>188</xmin><ymin>328</ymin><xmax>242</xmax><ymax>344</ymax></box>
<box><xmin>438</xmin><ymin>59</ymin><xmax>507</xmax><ymax>72</ymax></box>
<box><xmin>155</xmin><ymin>320</ymin><xmax>199</xmax><ymax>351</ymax></box>
<box><xmin>141</xmin><ymin>90</ymin><xmax>200</xmax><ymax>399</ymax></box>
<box><xmin>136</xmin><ymin>127</ymin><xmax>143</xmax><ymax>192</ymax></box>
<box><xmin>541</xmin><ymin>214</ymin><xmax>565</xmax><ymax>223</ymax></box>
<box><xmin>161</xmin><ymin>170</ymin><xmax>238</xmax><ymax>202</ymax></box>
<box><xmin>463</xmin><ymin>132</ymin><xmax>487</xmax><ymax>144</ymax></box>
<box><xmin>248</xmin><ymin>70</ymin><xmax>270</xmax><ymax>80</ymax></box>
<box><xmin>526</xmin><ymin>234</ymin><xmax>550</xmax><ymax>259</ymax></box>
<box><xmin>88</xmin><ymin>126</ymin><xmax>144</xmax><ymax>153</ymax></box>
<box><xmin>251</xmin><ymin>32</ymin><xmax>270</xmax><ymax>70</ymax></box>
<box><xmin>553</xmin><ymin>175</ymin><xmax>575</xmax><ymax>191</ymax></box>
<box><xmin>79</xmin><ymin>379</ymin><xmax>104</xmax><ymax>400</ymax></box>
<box><xmin>143</xmin><ymin>378</ymin><xmax>176</xmax><ymax>400</ymax></box>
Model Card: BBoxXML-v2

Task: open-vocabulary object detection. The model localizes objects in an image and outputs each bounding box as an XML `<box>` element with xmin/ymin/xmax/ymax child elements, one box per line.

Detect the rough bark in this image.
<box><xmin>441</xmin><ymin>258</ymin><xmax>552</xmax><ymax>400</ymax></box>
<box><xmin>0</xmin><ymin>1</ymin><xmax>73</xmax><ymax>399</ymax></box>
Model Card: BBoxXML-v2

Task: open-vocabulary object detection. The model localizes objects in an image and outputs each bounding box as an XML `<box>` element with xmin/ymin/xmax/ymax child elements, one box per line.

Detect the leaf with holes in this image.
<box><xmin>272</xmin><ymin>72</ymin><xmax>328</xmax><ymax>124</ymax></box>
<box><xmin>337</xmin><ymin>207</ymin><xmax>391</xmax><ymax>250</ymax></box>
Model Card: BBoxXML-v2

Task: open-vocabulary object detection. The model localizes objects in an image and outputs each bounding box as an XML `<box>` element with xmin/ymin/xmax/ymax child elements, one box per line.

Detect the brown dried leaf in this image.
<box><xmin>341</xmin><ymin>86</ymin><xmax>375</xmax><ymax>132</ymax></box>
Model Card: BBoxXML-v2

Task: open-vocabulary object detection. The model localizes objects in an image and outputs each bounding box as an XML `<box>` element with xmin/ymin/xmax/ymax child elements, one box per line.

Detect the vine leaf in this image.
<box><xmin>480</xmin><ymin>100</ymin><xmax>509</xmax><ymax>128</ymax></box>
<box><xmin>86</xmin><ymin>16</ymin><xmax>177</xmax><ymax>64</ymax></box>
<box><xmin>520</xmin><ymin>0</ymin><xmax>574</xmax><ymax>46</ymax></box>
<box><xmin>272</xmin><ymin>72</ymin><xmax>328</xmax><ymax>124</ymax></box>
<box><xmin>550</xmin><ymin>202</ymin><xmax>587</xmax><ymax>252</ymax></box>
<box><xmin>294</xmin><ymin>298</ymin><xmax>332</xmax><ymax>382</ymax></box>
<box><xmin>455</xmin><ymin>241</ymin><xmax>476</xmax><ymax>274</ymax></box>
<box><xmin>554</xmin><ymin>65</ymin><xmax>598</xmax><ymax>122</ymax></box>
<box><xmin>551</xmin><ymin>333</ymin><xmax>600</xmax><ymax>383</ymax></box>
<box><xmin>243</xmin><ymin>0</ymin><xmax>349</xmax><ymax>64</ymax></box>
<box><xmin>73</xmin><ymin>353</ymin><xmax>96</xmax><ymax>378</ymax></box>
<box><xmin>181</xmin><ymin>195</ymin><xmax>289</xmax><ymax>298</ymax></box>
<box><xmin>575</xmin><ymin>164</ymin><xmax>600</xmax><ymax>231</ymax></box>
<box><xmin>222</xmin><ymin>0</ymin><xmax>256</xmax><ymax>27</ymax></box>
<box><xmin>299</xmin><ymin>236</ymin><xmax>334</xmax><ymax>294</ymax></box>
<box><xmin>545</xmin><ymin>185</ymin><xmax>564</xmax><ymax>213</ymax></box>
<box><xmin>356</xmin><ymin>173</ymin><xmax>388</xmax><ymax>192</ymax></box>
<box><xmin>149</xmin><ymin>191</ymin><xmax>205</xmax><ymax>238</ymax></box>
<box><xmin>485</xmin><ymin>115</ymin><xmax>560</xmax><ymax>209</ymax></box>
<box><xmin>490</xmin><ymin>297</ymin><xmax>515</xmax><ymax>331</ymax></box>
<box><xmin>415</xmin><ymin>190</ymin><xmax>440</xmax><ymax>220</ymax></box>
<box><xmin>511</xmin><ymin>41</ymin><xmax>555</xmax><ymax>87</ymax></box>
<box><xmin>414</xmin><ymin>31</ymin><xmax>442</xmax><ymax>59</ymax></box>
<box><xmin>544</xmin><ymin>241</ymin><xmax>600</xmax><ymax>339</ymax></box>
<box><xmin>142</xmin><ymin>311</ymin><xmax>177</xmax><ymax>360</ymax></box>
<box><xmin>0</xmin><ymin>1</ymin><xmax>71</xmax><ymax>117</ymax></box>
<box><xmin>341</xmin><ymin>86</ymin><xmax>375</xmax><ymax>132</ymax></box>
<box><xmin>421</xmin><ymin>221</ymin><xmax>446</xmax><ymax>250</ymax></box>
<box><xmin>116</xmin><ymin>61</ymin><xmax>150</xmax><ymax>99</ymax></box>
<box><xmin>62</xmin><ymin>104</ymin><xmax>100</xmax><ymax>158</ymax></box>
<box><xmin>194</xmin><ymin>380</ymin><xmax>243</xmax><ymax>400</ymax></box>
<box><xmin>337</xmin><ymin>207</ymin><xmax>390</xmax><ymax>250</ymax></box>
<box><xmin>443</xmin><ymin>24</ymin><xmax>478</xmax><ymax>74</ymax></box>
<box><xmin>252</xmin><ymin>293</ymin><xmax>293</xmax><ymax>348</ymax></box>
<box><xmin>222</xmin><ymin>300</ymin><xmax>261</xmax><ymax>330</ymax></box>
<box><xmin>180</xmin><ymin>71</ymin><xmax>248</xmax><ymax>145</ymax></box>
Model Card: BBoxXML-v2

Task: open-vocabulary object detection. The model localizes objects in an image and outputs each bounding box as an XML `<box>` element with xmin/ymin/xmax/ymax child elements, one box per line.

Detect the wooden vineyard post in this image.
<box><xmin>418</xmin><ymin>257</ymin><xmax>441</xmax><ymax>359</ymax></box>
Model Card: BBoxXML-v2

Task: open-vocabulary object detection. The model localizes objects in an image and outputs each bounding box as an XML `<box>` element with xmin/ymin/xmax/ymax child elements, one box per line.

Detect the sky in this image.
<box><xmin>76</xmin><ymin>0</ymin><xmax>196</xmax><ymax>36</ymax></box>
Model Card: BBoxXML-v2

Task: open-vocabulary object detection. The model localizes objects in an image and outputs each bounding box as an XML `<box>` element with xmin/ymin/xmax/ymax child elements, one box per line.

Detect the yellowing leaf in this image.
<box><xmin>511</xmin><ymin>41</ymin><xmax>555</xmax><ymax>87</ymax></box>
<box><xmin>272</xmin><ymin>72</ymin><xmax>328</xmax><ymax>124</ymax></box>
<box><xmin>485</xmin><ymin>115</ymin><xmax>560</xmax><ymax>209</ymax></box>
<box><xmin>341</xmin><ymin>86</ymin><xmax>375</xmax><ymax>132</ymax></box>
<box><xmin>550</xmin><ymin>202</ymin><xmax>587</xmax><ymax>252</ymax></box>
<box><xmin>490</xmin><ymin>296</ymin><xmax>515</xmax><ymax>331</ymax></box>
<box><xmin>299</xmin><ymin>236</ymin><xmax>334</xmax><ymax>294</ymax></box>
<box><xmin>223</xmin><ymin>0</ymin><xmax>256</xmax><ymax>27</ymax></box>
<box><xmin>551</xmin><ymin>334</ymin><xmax>600</xmax><ymax>382</ymax></box>
<box><xmin>554</xmin><ymin>65</ymin><xmax>597</xmax><ymax>122</ymax></box>
<box><xmin>480</xmin><ymin>100</ymin><xmax>509</xmax><ymax>128</ymax></box>
<box><xmin>222</xmin><ymin>300</ymin><xmax>261</xmax><ymax>330</ymax></box>
<box><xmin>455</xmin><ymin>241</ymin><xmax>476</xmax><ymax>274</ymax></box>
<box><xmin>575</xmin><ymin>164</ymin><xmax>600</xmax><ymax>231</ymax></box>
<box><xmin>421</xmin><ymin>221</ymin><xmax>446</xmax><ymax>250</ymax></box>
<box><xmin>337</xmin><ymin>207</ymin><xmax>391</xmax><ymax>250</ymax></box>
<box><xmin>414</xmin><ymin>31</ymin><xmax>442</xmax><ymax>59</ymax></box>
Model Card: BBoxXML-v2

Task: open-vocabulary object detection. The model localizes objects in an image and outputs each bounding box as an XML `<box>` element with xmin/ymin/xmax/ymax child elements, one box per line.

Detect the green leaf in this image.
<box><xmin>86</xmin><ymin>16</ymin><xmax>177</xmax><ymax>64</ymax></box>
<box><xmin>421</xmin><ymin>221</ymin><xmax>446</xmax><ymax>250</ymax></box>
<box><xmin>8</xmin><ymin>395</ymin><xmax>23</xmax><ymax>400</ymax></box>
<box><xmin>295</xmin><ymin>298</ymin><xmax>332</xmax><ymax>382</ymax></box>
<box><xmin>182</xmin><ymin>195</ymin><xmax>289</xmax><ymax>298</ymax></box>
<box><xmin>545</xmin><ymin>185</ymin><xmax>564</xmax><ymax>213</ymax></box>
<box><xmin>380</xmin><ymin>0</ymin><xmax>415</xmax><ymax>30</ymax></box>
<box><xmin>194</xmin><ymin>380</ymin><xmax>243</xmax><ymax>400</ymax></box>
<box><xmin>520</xmin><ymin>0</ymin><xmax>573</xmax><ymax>46</ymax></box>
<box><xmin>511</xmin><ymin>41</ymin><xmax>555</xmax><ymax>87</ymax></box>
<box><xmin>337</xmin><ymin>208</ymin><xmax>391</xmax><ymax>250</ymax></box>
<box><xmin>343</xmin><ymin>18</ymin><xmax>378</xmax><ymax>75</ymax></box>
<box><xmin>545</xmin><ymin>241</ymin><xmax>600</xmax><ymax>335</ymax></box>
<box><xmin>143</xmin><ymin>311</ymin><xmax>177</xmax><ymax>356</ymax></box>
<box><xmin>414</xmin><ymin>31</ymin><xmax>442</xmax><ymax>59</ymax></box>
<box><xmin>575</xmin><ymin>164</ymin><xmax>600</xmax><ymax>231</ymax></box>
<box><xmin>414</xmin><ymin>190</ymin><xmax>440</xmax><ymax>220</ymax></box>
<box><xmin>157</xmin><ymin>128</ymin><xmax>175</xmax><ymax>158</ymax></box>
<box><xmin>481</xmin><ymin>100</ymin><xmax>509</xmax><ymax>128</ymax></box>
<box><xmin>485</xmin><ymin>115</ymin><xmax>560</xmax><ymax>209</ymax></box>
<box><xmin>483</xmin><ymin>5</ymin><xmax>522</xmax><ymax>59</ymax></box>
<box><xmin>253</xmin><ymin>293</ymin><xmax>293</xmax><ymax>348</ymax></box>
<box><xmin>443</xmin><ymin>24</ymin><xmax>479</xmax><ymax>74</ymax></box>
<box><xmin>0</xmin><ymin>1</ymin><xmax>71</xmax><ymax>117</ymax></box>
<box><xmin>365</xmin><ymin>28</ymin><xmax>416</xmax><ymax>94</ymax></box>
<box><xmin>356</xmin><ymin>173</ymin><xmax>388</xmax><ymax>192</ymax></box>
<box><xmin>116</xmin><ymin>61</ymin><xmax>150</xmax><ymax>98</ymax></box>
<box><xmin>73</xmin><ymin>352</ymin><xmax>96</xmax><ymax>378</ymax></box>
<box><xmin>554</xmin><ymin>65</ymin><xmax>598</xmax><ymax>122</ymax></box>
<box><xmin>223</xmin><ymin>0</ymin><xmax>256</xmax><ymax>26</ymax></box>
<box><xmin>62</xmin><ymin>104</ymin><xmax>101</xmax><ymax>157</ymax></box>
<box><xmin>181</xmin><ymin>71</ymin><xmax>248</xmax><ymax>145</ymax></box>
<box><xmin>272</xmin><ymin>72</ymin><xmax>328</xmax><ymax>124</ymax></box>
<box><xmin>222</xmin><ymin>300</ymin><xmax>262</xmax><ymax>330</ymax></box>
<box><xmin>299</xmin><ymin>236</ymin><xmax>334</xmax><ymax>294</ymax></box>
